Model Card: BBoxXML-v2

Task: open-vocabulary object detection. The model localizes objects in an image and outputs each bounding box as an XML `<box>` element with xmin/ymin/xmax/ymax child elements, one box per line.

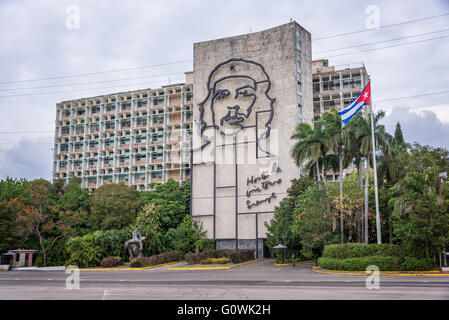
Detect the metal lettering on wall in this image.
<box><xmin>246</xmin><ymin>162</ymin><xmax>282</xmax><ymax>209</ymax></box>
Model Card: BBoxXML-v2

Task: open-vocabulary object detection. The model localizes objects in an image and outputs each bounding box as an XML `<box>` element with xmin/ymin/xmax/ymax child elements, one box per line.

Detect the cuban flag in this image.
<box><xmin>338</xmin><ymin>81</ymin><xmax>371</xmax><ymax>124</ymax></box>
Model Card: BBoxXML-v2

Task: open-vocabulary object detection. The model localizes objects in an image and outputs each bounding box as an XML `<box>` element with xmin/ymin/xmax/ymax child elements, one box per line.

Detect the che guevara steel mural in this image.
<box><xmin>194</xmin><ymin>58</ymin><xmax>282</xmax><ymax>211</ymax></box>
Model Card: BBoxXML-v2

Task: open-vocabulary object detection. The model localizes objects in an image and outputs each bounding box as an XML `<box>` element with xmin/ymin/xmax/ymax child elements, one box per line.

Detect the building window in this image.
<box><xmin>106</xmin><ymin>104</ymin><xmax>115</xmax><ymax>112</ymax></box>
<box><xmin>120</xmin><ymin>137</ymin><xmax>130</xmax><ymax>145</ymax></box>
<box><xmin>105</xmin><ymin>121</ymin><xmax>115</xmax><ymax>130</ymax></box>
<box><xmin>92</xmin><ymin>106</ymin><xmax>100</xmax><ymax>114</ymax></box>
<box><xmin>151</xmin><ymin>171</ymin><xmax>162</xmax><ymax>178</ymax></box>
<box><xmin>154</xmin><ymin>97</ymin><xmax>164</xmax><ymax>105</ymax></box>
<box><xmin>153</xmin><ymin>115</ymin><xmax>164</xmax><ymax>124</ymax></box>
<box><xmin>136</xmin><ymin>117</ymin><xmax>147</xmax><ymax>126</ymax></box>
<box><xmin>152</xmin><ymin>131</ymin><xmax>163</xmax><ymax>142</ymax></box>
<box><xmin>137</xmin><ymin>100</ymin><xmax>147</xmax><ymax>108</ymax></box>
<box><xmin>136</xmin><ymin>135</ymin><xmax>146</xmax><ymax>144</ymax></box>
<box><xmin>122</xmin><ymin>102</ymin><xmax>132</xmax><ymax>110</ymax></box>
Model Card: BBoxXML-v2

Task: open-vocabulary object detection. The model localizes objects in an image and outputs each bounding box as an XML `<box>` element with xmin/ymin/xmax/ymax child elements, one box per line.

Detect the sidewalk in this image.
<box><xmin>312</xmin><ymin>266</ymin><xmax>449</xmax><ymax>277</ymax></box>
<box><xmin>167</xmin><ymin>258</ymin><xmax>267</xmax><ymax>270</ymax></box>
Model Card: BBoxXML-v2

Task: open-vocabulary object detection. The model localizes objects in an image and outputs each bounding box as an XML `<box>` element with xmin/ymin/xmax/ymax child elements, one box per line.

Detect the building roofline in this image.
<box><xmin>194</xmin><ymin>21</ymin><xmax>310</xmax><ymax>46</ymax></box>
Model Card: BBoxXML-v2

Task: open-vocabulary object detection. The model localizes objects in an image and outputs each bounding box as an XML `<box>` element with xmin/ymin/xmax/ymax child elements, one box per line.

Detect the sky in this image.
<box><xmin>0</xmin><ymin>0</ymin><xmax>448</xmax><ymax>180</ymax></box>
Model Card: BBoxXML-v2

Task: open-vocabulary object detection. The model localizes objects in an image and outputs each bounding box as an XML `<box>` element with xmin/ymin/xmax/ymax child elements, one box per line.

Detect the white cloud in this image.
<box><xmin>381</xmin><ymin>107</ymin><xmax>449</xmax><ymax>149</ymax></box>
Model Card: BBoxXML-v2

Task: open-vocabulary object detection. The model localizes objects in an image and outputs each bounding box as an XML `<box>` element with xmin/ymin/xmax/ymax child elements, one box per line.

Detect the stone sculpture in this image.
<box><xmin>124</xmin><ymin>227</ymin><xmax>146</xmax><ymax>261</ymax></box>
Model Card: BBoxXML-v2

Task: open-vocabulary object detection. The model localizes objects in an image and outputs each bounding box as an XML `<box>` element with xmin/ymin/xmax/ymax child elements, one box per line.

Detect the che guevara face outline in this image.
<box><xmin>211</xmin><ymin>75</ymin><xmax>258</xmax><ymax>135</ymax></box>
<box><xmin>197</xmin><ymin>58</ymin><xmax>276</xmax><ymax>149</ymax></box>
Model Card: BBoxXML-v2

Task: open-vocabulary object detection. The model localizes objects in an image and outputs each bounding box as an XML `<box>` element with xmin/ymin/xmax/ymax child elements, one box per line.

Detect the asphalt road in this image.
<box><xmin>0</xmin><ymin>260</ymin><xmax>448</xmax><ymax>300</ymax></box>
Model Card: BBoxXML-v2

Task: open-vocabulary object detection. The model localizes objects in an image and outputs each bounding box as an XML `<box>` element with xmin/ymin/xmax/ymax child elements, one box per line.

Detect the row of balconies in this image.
<box><xmin>56</xmin><ymin>150</ymin><xmax>190</xmax><ymax>162</ymax></box>
<box><xmin>55</xmin><ymin>138</ymin><xmax>190</xmax><ymax>154</ymax></box>
<box><xmin>56</xmin><ymin>140</ymin><xmax>189</xmax><ymax>150</ymax></box>
<box><xmin>55</xmin><ymin>156</ymin><xmax>191</xmax><ymax>172</ymax></box>
<box><xmin>56</xmin><ymin>127</ymin><xmax>192</xmax><ymax>140</ymax></box>
<box><xmin>58</xmin><ymin>99</ymin><xmax>193</xmax><ymax>120</ymax></box>
<box><xmin>54</xmin><ymin>169</ymin><xmax>191</xmax><ymax>188</ymax></box>
<box><xmin>59</xmin><ymin>108</ymin><xmax>192</xmax><ymax>121</ymax></box>
<box><xmin>58</xmin><ymin>117</ymin><xmax>192</xmax><ymax>134</ymax></box>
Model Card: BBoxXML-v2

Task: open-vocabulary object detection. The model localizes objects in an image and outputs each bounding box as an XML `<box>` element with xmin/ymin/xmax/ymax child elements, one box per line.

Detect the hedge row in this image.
<box><xmin>322</xmin><ymin>243</ymin><xmax>405</xmax><ymax>259</ymax></box>
<box><xmin>401</xmin><ymin>257</ymin><xmax>435</xmax><ymax>271</ymax></box>
<box><xmin>201</xmin><ymin>257</ymin><xmax>230</xmax><ymax>265</ymax></box>
<box><xmin>185</xmin><ymin>249</ymin><xmax>254</xmax><ymax>265</ymax></box>
<box><xmin>318</xmin><ymin>256</ymin><xmax>435</xmax><ymax>271</ymax></box>
<box><xmin>100</xmin><ymin>256</ymin><xmax>122</xmax><ymax>268</ymax></box>
<box><xmin>318</xmin><ymin>256</ymin><xmax>402</xmax><ymax>271</ymax></box>
<box><xmin>130</xmin><ymin>250</ymin><xmax>182</xmax><ymax>268</ymax></box>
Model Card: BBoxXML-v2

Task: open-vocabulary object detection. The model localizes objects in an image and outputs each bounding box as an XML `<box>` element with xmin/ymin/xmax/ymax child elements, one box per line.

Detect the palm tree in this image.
<box><xmin>291</xmin><ymin>122</ymin><xmax>327</xmax><ymax>184</ymax></box>
<box><xmin>320</xmin><ymin>108</ymin><xmax>346</xmax><ymax>244</ymax></box>
<box><xmin>345</xmin><ymin>114</ymin><xmax>366</xmax><ymax>242</ymax></box>
<box><xmin>351</xmin><ymin>110</ymin><xmax>390</xmax><ymax>244</ymax></box>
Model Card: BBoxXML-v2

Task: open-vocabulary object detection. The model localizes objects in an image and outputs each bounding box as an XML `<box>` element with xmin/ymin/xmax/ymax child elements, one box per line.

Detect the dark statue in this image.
<box><xmin>124</xmin><ymin>227</ymin><xmax>146</xmax><ymax>261</ymax></box>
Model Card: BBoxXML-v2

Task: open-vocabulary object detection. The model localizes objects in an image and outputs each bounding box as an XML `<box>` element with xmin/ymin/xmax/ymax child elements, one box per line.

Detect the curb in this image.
<box><xmin>167</xmin><ymin>258</ymin><xmax>267</xmax><ymax>270</ymax></box>
<box><xmin>71</xmin><ymin>261</ymin><xmax>181</xmax><ymax>271</ymax></box>
<box><xmin>312</xmin><ymin>266</ymin><xmax>449</xmax><ymax>277</ymax></box>
<box><xmin>274</xmin><ymin>260</ymin><xmax>313</xmax><ymax>266</ymax></box>
<box><xmin>12</xmin><ymin>266</ymin><xmax>66</xmax><ymax>271</ymax></box>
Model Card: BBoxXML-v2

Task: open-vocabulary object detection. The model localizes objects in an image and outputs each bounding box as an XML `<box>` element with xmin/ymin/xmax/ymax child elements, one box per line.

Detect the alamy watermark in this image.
<box><xmin>65</xmin><ymin>265</ymin><xmax>80</xmax><ymax>289</ymax></box>
<box><xmin>365</xmin><ymin>265</ymin><xmax>380</xmax><ymax>290</ymax></box>
<box><xmin>65</xmin><ymin>5</ymin><xmax>80</xmax><ymax>30</ymax></box>
<box><xmin>366</xmin><ymin>5</ymin><xmax>380</xmax><ymax>30</ymax></box>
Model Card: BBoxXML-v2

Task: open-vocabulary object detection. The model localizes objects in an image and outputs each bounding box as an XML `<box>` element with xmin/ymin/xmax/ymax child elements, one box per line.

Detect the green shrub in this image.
<box><xmin>65</xmin><ymin>229</ymin><xmax>131</xmax><ymax>267</ymax></box>
<box><xmin>129</xmin><ymin>250</ymin><xmax>182</xmax><ymax>268</ymax></box>
<box><xmin>129</xmin><ymin>258</ymin><xmax>142</xmax><ymax>268</ymax></box>
<box><xmin>100</xmin><ymin>256</ymin><xmax>122</xmax><ymax>268</ymax></box>
<box><xmin>201</xmin><ymin>257</ymin><xmax>230</xmax><ymax>265</ymax></box>
<box><xmin>226</xmin><ymin>249</ymin><xmax>254</xmax><ymax>264</ymax></box>
<box><xmin>400</xmin><ymin>257</ymin><xmax>435</xmax><ymax>271</ymax></box>
<box><xmin>318</xmin><ymin>256</ymin><xmax>402</xmax><ymax>271</ymax></box>
<box><xmin>195</xmin><ymin>239</ymin><xmax>215</xmax><ymax>252</ymax></box>
<box><xmin>185</xmin><ymin>249</ymin><xmax>254</xmax><ymax>265</ymax></box>
<box><xmin>322</xmin><ymin>243</ymin><xmax>405</xmax><ymax>259</ymax></box>
<box><xmin>185</xmin><ymin>252</ymin><xmax>205</xmax><ymax>265</ymax></box>
<box><xmin>65</xmin><ymin>233</ymin><xmax>103</xmax><ymax>268</ymax></box>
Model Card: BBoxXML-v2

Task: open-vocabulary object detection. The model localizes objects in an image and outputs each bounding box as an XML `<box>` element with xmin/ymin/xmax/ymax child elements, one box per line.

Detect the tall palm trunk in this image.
<box><xmin>357</xmin><ymin>156</ymin><xmax>363</xmax><ymax>188</ymax></box>
<box><xmin>358</xmin><ymin>157</ymin><xmax>364</xmax><ymax>242</ymax></box>
<box><xmin>364</xmin><ymin>152</ymin><xmax>370</xmax><ymax>244</ymax></box>
<box><xmin>316</xmin><ymin>160</ymin><xmax>320</xmax><ymax>183</ymax></box>
<box><xmin>339</xmin><ymin>148</ymin><xmax>344</xmax><ymax>244</ymax></box>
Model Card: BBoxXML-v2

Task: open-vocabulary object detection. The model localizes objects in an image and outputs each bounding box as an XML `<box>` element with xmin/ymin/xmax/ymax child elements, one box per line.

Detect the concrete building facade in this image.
<box><xmin>53</xmin><ymin>77</ymin><xmax>194</xmax><ymax>190</ymax></box>
<box><xmin>312</xmin><ymin>59</ymin><xmax>369</xmax><ymax>122</ymax></box>
<box><xmin>190</xmin><ymin>22</ymin><xmax>312</xmax><ymax>257</ymax></box>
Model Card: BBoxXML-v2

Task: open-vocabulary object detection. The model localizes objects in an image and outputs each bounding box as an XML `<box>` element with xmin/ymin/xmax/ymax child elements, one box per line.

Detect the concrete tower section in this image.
<box><xmin>191</xmin><ymin>22</ymin><xmax>312</xmax><ymax>257</ymax></box>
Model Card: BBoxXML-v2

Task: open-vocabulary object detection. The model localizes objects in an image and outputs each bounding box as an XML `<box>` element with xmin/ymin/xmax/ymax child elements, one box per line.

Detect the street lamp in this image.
<box><xmin>273</xmin><ymin>244</ymin><xmax>287</xmax><ymax>264</ymax></box>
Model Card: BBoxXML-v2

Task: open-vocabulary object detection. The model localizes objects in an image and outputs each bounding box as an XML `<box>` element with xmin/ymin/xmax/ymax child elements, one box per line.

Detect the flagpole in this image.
<box><xmin>370</xmin><ymin>83</ymin><xmax>382</xmax><ymax>244</ymax></box>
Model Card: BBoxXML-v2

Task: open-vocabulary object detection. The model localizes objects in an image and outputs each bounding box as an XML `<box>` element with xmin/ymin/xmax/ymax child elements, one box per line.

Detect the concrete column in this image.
<box><xmin>340</xmin><ymin>92</ymin><xmax>344</xmax><ymax>109</ymax></box>
<box><xmin>339</xmin><ymin>72</ymin><xmax>343</xmax><ymax>91</ymax></box>
<box><xmin>319</xmin><ymin>94</ymin><xmax>324</xmax><ymax>114</ymax></box>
